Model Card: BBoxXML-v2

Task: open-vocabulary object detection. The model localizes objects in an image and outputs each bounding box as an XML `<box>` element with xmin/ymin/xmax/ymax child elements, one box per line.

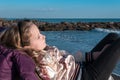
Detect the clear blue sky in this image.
<box><xmin>0</xmin><ymin>0</ymin><xmax>120</xmax><ymax>18</ymax></box>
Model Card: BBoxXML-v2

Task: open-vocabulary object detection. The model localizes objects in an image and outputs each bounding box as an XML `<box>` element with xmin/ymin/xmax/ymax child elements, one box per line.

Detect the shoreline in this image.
<box><xmin>0</xmin><ymin>18</ymin><xmax>120</xmax><ymax>31</ymax></box>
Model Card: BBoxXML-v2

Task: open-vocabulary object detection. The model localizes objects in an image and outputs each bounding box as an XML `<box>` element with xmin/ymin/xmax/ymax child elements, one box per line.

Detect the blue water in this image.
<box><xmin>6</xmin><ymin>18</ymin><xmax>120</xmax><ymax>23</ymax></box>
<box><xmin>42</xmin><ymin>28</ymin><xmax>120</xmax><ymax>75</ymax></box>
<box><xmin>36</xmin><ymin>18</ymin><xmax>120</xmax><ymax>23</ymax></box>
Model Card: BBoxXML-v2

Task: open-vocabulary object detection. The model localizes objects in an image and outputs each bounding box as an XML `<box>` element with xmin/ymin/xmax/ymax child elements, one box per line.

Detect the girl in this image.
<box><xmin>0</xmin><ymin>20</ymin><xmax>120</xmax><ymax>80</ymax></box>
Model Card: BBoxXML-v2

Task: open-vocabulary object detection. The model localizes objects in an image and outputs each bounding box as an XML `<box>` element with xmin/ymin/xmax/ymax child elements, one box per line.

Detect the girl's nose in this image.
<box><xmin>43</xmin><ymin>35</ymin><xmax>46</xmax><ymax>39</ymax></box>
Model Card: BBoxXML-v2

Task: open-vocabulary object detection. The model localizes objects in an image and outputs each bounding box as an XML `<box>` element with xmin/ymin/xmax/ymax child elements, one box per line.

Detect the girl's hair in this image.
<box><xmin>0</xmin><ymin>20</ymin><xmax>33</xmax><ymax>49</ymax></box>
<box><xmin>17</xmin><ymin>20</ymin><xmax>33</xmax><ymax>47</ymax></box>
<box><xmin>0</xmin><ymin>26</ymin><xmax>21</xmax><ymax>49</ymax></box>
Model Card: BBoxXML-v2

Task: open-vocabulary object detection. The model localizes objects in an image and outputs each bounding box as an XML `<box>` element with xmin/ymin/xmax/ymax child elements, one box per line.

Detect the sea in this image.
<box><xmin>7</xmin><ymin>18</ymin><xmax>120</xmax><ymax>75</ymax></box>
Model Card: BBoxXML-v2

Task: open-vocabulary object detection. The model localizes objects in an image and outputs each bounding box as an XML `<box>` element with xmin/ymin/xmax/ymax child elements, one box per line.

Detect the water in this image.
<box><xmin>37</xmin><ymin>18</ymin><xmax>120</xmax><ymax>23</ymax></box>
<box><xmin>6</xmin><ymin>18</ymin><xmax>120</xmax><ymax>23</ymax></box>
<box><xmin>41</xmin><ymin>28</ymin><xmax>120</xmax><ymax>75</ymax></box>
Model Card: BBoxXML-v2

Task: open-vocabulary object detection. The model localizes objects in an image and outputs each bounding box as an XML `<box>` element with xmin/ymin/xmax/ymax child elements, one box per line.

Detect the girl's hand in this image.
<box><xmin>59</xmin><ymin>58</ymin><xmax>65</xmax><ymax>64</ymax></box>
<box><xmin>73</xmin><ymin>51</ymin><xmax>83</xmax><ymax>62</ymax></box>
<box><xmin>59</xmin><ymin>58</ymin><xmax>67</xmax><ymax>69</ymax></box>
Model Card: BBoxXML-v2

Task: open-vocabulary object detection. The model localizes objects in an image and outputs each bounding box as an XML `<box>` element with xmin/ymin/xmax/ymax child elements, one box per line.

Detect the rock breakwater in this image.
<box><xmin>0</xmin><ymin>18</ymin><xmax>120</xmax><ymax>31</ymax></box>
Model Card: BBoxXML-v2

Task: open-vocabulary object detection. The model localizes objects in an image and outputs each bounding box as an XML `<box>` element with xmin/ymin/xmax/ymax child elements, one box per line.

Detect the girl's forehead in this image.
<box><xmin>30</xmin><ymin>25</ymin><xmax>38</xmax><ymax>31</ymax></box>
<box><xmin>30</xmin><ymin>25</ymin><xmax>40</xmax><ymax>35</ymax></box>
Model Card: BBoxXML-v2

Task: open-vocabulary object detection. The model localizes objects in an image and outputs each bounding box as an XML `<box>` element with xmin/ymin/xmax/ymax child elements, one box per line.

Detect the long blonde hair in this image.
<box><xmin>0</xmin><ymin>26</ymin><xmax>21</xmax><ymax>49</ymax></box>
<box><xmin>0</xmin><ymin>20</ymin><xmax>33</xmax><ymax>49</ymax></box>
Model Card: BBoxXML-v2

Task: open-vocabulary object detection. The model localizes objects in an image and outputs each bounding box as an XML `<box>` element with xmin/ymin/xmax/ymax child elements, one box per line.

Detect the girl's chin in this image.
<box><xmin>44</xmin><ymin>44</ymin><xmax>47</xmax><ymax>49</ymax></box>
<box><xmin>36</xmin><ymin>43</ymin><xmax>47</xmax><ymax>51</ymax></box>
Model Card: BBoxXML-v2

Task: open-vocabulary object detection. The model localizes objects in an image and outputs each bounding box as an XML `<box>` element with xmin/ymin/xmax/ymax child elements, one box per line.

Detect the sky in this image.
<box><xmin>0</xmin><ymin>0</ymin><xmax>120</xmax><ymax>18</ymax></box>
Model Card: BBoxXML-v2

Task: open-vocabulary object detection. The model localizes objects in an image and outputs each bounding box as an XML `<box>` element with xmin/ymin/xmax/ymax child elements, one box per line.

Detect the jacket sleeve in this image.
<box><xmin>13</xmin><ymin>51</ymin><xmax>39</xmax><ymax>80</ymax></box>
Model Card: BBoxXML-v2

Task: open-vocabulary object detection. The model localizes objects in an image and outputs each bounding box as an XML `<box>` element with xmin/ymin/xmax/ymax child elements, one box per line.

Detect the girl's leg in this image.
<box><xmin>84</xmin><ymin>38</ymin><xmax>120</xmax><ymax>80</ymax></box>
<box><xmin>86</xmin><ymin>33</ymin><xmax>119</xmax><ymax>62</ymax></box>
<box><xmin>91</xmin><ymin>33</ymin><xmax>119</xmax><ymax>53</ymax></box>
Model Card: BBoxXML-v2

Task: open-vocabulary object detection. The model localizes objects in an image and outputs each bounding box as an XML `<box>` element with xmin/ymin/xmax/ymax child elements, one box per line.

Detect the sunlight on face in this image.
<box><xmin>28</xmin><ymin>24</ymin><xmax>46</xmax><ymax>51</ymax></box>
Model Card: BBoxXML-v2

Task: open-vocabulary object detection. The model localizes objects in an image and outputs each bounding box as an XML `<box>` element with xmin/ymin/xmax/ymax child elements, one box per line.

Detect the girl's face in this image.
<box><xmin>26</xmin><ymin>24</ymin><xmax>46</xmax><ymax>51</ymax></box>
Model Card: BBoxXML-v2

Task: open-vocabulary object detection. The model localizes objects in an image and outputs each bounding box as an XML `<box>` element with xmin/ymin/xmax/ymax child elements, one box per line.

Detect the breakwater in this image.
<box><xmin>0</xmin><ymin>18</ymin><xmax>120</xmax><ymax>31</ymax></box>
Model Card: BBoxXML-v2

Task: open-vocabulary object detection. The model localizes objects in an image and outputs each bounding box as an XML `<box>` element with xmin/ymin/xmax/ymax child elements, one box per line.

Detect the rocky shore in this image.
<box><xmin>0</xmin><ymin>18</ymin><xmax>120</xmax><ymax>31</ymax></box>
